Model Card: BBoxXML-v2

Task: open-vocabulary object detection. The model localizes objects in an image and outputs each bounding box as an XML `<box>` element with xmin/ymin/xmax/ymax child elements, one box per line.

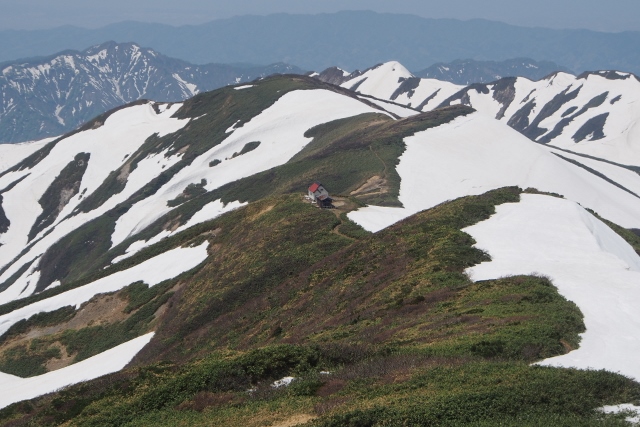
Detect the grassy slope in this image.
<box><xmin>136</xmin><ymin>187</ymin><xmax>583</xmax><ymax>364</ymax></box>
<box><xmin>1</xmin><ymin>188</ymin><xmax>637</xmax><ymax>426</ymax></box>
<box><xmin>0</xmin><ymin>101</ymin><xmax>475</xmax><ymax>379</ymax></box>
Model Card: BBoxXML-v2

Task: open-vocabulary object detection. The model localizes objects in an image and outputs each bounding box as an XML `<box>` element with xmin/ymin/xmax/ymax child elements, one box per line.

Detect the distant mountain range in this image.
<box><xmin>317</xmin><ymin>58</ymin><xmax>573</xmax><ymax>87</ymax></box>
<box><xmin>1</xmin><ymin>41</ymin><xmax>579</xmax><ymax>144</ymax></box>
<box><xmin>414</xmin><ymin>58</ymin><xmax>573</xmax><ymax>85</ymax></box>
<box><xmin>0</xmin><ymin>41</ymin><xmax>302</xmax><ymax>143</ymax></box>
<box><xmin>1</xmin><ymin>11</ymin><xmax>639</xmax><ymax>74</ymax></box>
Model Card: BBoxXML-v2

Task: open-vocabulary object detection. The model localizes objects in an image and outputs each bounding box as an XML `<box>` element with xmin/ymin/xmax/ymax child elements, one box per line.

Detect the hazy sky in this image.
<box><xmin>1</xmin><ymin>0</ymin><xmax>639</xmax><ymax>32</ymax></box>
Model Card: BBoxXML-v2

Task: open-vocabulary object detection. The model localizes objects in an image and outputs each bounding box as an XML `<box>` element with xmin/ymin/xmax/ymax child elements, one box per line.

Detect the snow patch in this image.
<box><xmin>0</xmin><ymin>242</ymin><xmax>209</xmax><ymax>335</ymax></box>
<box><xmin>0</xmin><ymin>332</ymin><xmax>154</xmax><ymax>409</ymax></box>
<box><xmin>45</xmin><ymin>280</ymin><xmax>61</xmax><ymax>290</ymax></box>
<box><xmin>172</xmin><ymin>73</ymin><xmax>198</xmax><ymax>97</ymax></box>
<box><xmin>341</xmin><ymin>61</ymin><xmax>413</xmax><ymax>100</ymax></box>
<box><xmin>464</xmin><ymin>194</ymin><xmax>640</xmax><ymax>381</ymax></box>
<box><xmin>271</xmin><ymin>376</ymin><xmax>295</xmax><ymax>388</ymax></box>
<box><xmin>600</xmin><ymin>404</ymin><xmax>640</xmax><ymax>424</ymax></box>
<box><xmin>112</xmin><ymin>200</ymin><xmax>244</xmax><ymax>263</ymax></box>
<box><xmin>226</xmin><ymin>120</ymin><xmax>241</xmax><ymax>134</ymax></box>
<box><xmin>54</xmin><ymin>105</ymin><xmax>65</xmax><ymax>126</ymax></box>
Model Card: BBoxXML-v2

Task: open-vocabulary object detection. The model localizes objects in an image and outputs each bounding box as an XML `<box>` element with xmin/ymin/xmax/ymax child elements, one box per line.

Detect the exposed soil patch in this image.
<box><xmin>116</xmin><ymin>161</ymin><xmax>133</xmax><ymax>183</ymax></box>
<box><xmin>176</xmin><ymin>144</ymin><xmax>190</xmax><ymax>156</ymax></box>
<box><xmin>0</xmin><ymin>294</ymin><xmax>129</xmax><ymax>353</ymax></box>
<box><xmin>350</xmin><ymin>175</ymin><xmax>388</xmax><ymax>196</ymax></box>
<box><xmin>23</xmin><ymin>294</ymin><xmax>130</xmax><ymax>341</ymax></box>
<box><xmin>0</xmin><ymin>293</ymin><xmax>132</xmax><ymax>374</ymax></box>
<box><xmin>70</xmin><ymin>294</ymin><xmax>130</xmax><ymax>328</ymax></box>
<box><xmin>163</xmin><ymin>214</ymin><xmax>183</xmax><ymax>232</ymax></box>
<box><xmin>44</xmin><ymin>342</ymin><xmax>75</xmax><ymax>371</ymax></box>
<box><xmin>560</xmin><ymin>339</ymin><xmax>574</xmax><ymax>353</ymax></box>
<box><xmin>270</xmin><ymin>414</ymin><xmax>316</xmax><ymax>427</ymax></box>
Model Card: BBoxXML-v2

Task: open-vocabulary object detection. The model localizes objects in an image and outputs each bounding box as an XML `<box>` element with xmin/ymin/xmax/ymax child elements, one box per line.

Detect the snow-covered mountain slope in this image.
<box><xmin>0</xmin><ymin>77</ymin><xmax>393</xmax><ymax>304</ymax></box>
<box><xmin>0</xmin><ymin>102</ymin><xmax>189</xmax><ymax>294</ymax></box>
<box><xmin>438</xmin><ymin>71</ymin><xmax>640</xmax><ymax>166</ymax></box>
<box><xmin>0</xmin><ymin>41</ymin><xmax>303</xmax><ymax>143</ymax></box>
<box><xmin>414</xmin><ymin>58</ymin><xmax>573</xmax><ymax>85</ymax></box>
<box><xmin>0</xmin><ymin>139</ymin><xmax>54</xmax><ymax>171</ymax></box>
<box><xmin>328</xmin><ymin>62</ymin><xmax>464</xmax><ymax>111</ymax></box>
<box><xmin>341</xmin><ymin>61</ymin><xmax>640</xmax><ymax>167</ymax></box>
<box><xmin>348</xmin><ymin>113</ymin><xmax>640</xmax><ymax>232</ymax></box>
<box><xmin>0</xmin><ymin>75</ymin><xmax>412</xmax><ymax>402</ymax></box>
<box><xmin>465</xmin><ymin>194</ymin><xmax>640</xmax><ymax>381</ymax></box>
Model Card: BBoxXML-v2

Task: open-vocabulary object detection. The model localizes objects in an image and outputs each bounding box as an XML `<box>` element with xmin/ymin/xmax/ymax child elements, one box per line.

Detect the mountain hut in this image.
<box><xmin>308</xmin><ymin>182</ymin><xmax>333</xmax><ymax>208</ymax></box>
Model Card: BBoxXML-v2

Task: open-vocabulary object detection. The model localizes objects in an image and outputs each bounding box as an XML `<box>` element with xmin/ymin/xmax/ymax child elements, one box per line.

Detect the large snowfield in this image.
<box><xmin>465</xmin><ymin>194</ymin><xmax>640</xmax><ymax>382</ymax></box>
<box><xmin>349</xmin><ymin>113</ymin><xmax>640</xmax><ymax>231</ymax></box>
<box><xmin>345</xmin><ymin>61</ymin><xmax>640</xmax><ymax>169</ymax></box>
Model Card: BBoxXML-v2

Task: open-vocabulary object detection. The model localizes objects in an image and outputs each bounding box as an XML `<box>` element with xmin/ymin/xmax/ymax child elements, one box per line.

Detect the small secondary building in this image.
<box><xmin>308</xmin><ymin>182</ymin><xmax>333</xmax><ymax>208</ymax></box>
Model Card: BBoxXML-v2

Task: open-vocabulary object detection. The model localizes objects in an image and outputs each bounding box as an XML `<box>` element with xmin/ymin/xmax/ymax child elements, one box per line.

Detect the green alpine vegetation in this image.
<box><xmin>0</xmin><ymin>187</ymin><xmax>637</xmax><ymax>426</ymax></box>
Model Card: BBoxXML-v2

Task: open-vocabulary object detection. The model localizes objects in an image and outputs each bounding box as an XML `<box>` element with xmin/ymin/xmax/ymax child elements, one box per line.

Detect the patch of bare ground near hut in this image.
<box><xmin>249</xmin><ymin>204</ymin><xmax>275</xmax><ymax>222</ymax></box>
<box><xmin>270</xmin><ymin>414</ymin><xmax>316</xmax><ymax>427</ymax></box>
<box><xmin>350</xmin><ymin>175</ymin><xmax>388</xmax><ymax>196</ymax></box>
